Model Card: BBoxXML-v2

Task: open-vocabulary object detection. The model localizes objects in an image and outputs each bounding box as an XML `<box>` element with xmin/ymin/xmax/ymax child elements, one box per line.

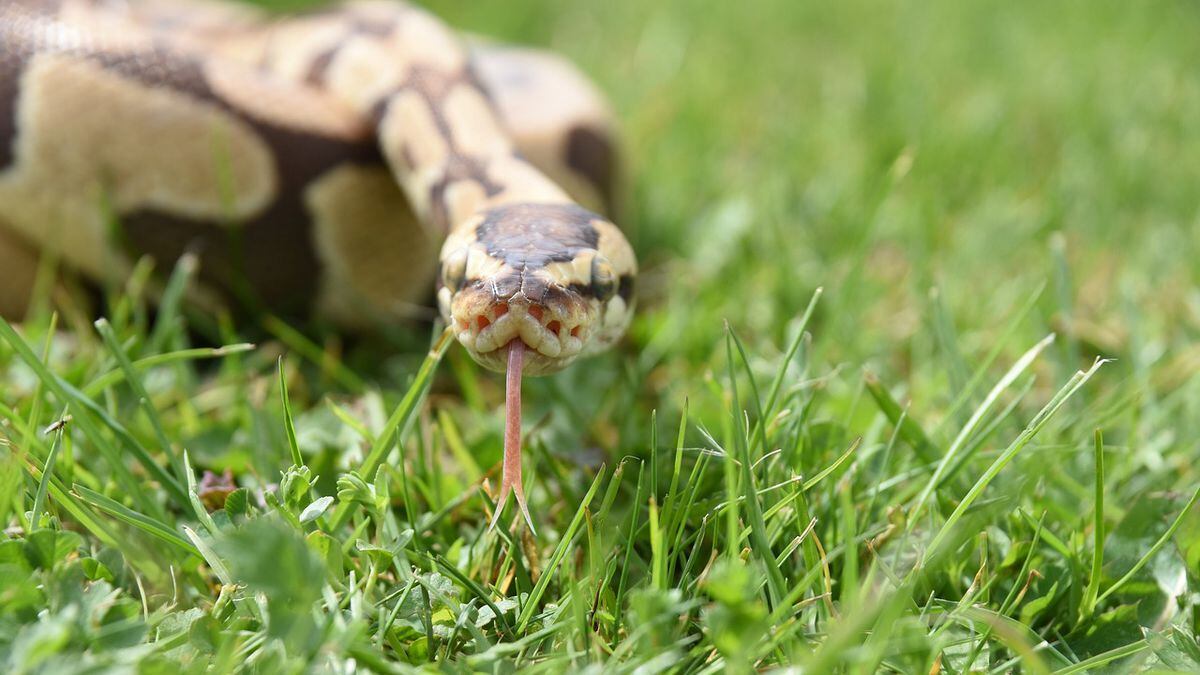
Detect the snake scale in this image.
<box><xmin>0</xmin><ymin>0</ymin><xmax>637</xmax><ymax>527</ymax></box>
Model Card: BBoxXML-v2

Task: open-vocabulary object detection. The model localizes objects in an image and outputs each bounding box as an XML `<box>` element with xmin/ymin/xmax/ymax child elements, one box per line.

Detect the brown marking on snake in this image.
<box><xmin>346</xmin><ymin>15</ymin><xmax>399</xmax><ymax>39</ymax></box>
<box><xmin>303</xmin><ymin>46</ymin><xmax>339</xmax><ymax>87</ymax></box>
<box><xmin>0</xmin><ymin>46</ymin><xmax>22</xmax><ymax>170</ymax></box>
<box><xmin>377</xmin><ymin>64</ymin><xmax>481</xmax><ymax>125</ymax></box>
<box><xmin>566</xmin><ymin>126</ymin><xmax>616</xmax><ymax>211</ymax></box>
<box><xmin>399</xmin><ymin>143</ymin><xmax>418</xmax><ymax>172</ymax></box>
<box><xmin>1</xmin><ymin>3</ymin><xmax>64</xmax><ymax>169</ymax></box>
<box><xmin>447</xmin><ymin>201</ymin><xmax>607</xmax><ymax>323</ymax></box>
<box><xmin>301</xmin><ymin>12</ymin><xmax>402</xmax><ymax>89</ymax></box>
<box><xmin>617</xmin><ymin>274</ymin><xmax>635</xmax><ymax>302</ymax></box>
<box><xmin>565</xmin><ymin>274</ymin><xmax>633</xmax><ymax>303</ymax></box>
<box><xmin>429</xmin><ymin>154</ymin><xmax>504</xmax><ymax>231</ymax></box>
<box><xmin>377</xmin><ymin>91</ymin><xmax>450</xmax><ymax>173</ymax></box>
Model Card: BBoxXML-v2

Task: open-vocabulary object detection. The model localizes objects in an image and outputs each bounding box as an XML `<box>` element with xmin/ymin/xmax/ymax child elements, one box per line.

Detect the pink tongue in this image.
<box><xmin>491</xmin><ymin>339</ymin><xmax>535</xmax><ymax>532</ymax></box>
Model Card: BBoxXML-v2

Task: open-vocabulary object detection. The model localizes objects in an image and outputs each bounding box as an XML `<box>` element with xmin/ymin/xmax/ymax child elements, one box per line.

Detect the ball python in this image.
<box><xmin>0</xmin><ymin>0</ymin><xmax>637</xmax><ymax>527</ymax></box>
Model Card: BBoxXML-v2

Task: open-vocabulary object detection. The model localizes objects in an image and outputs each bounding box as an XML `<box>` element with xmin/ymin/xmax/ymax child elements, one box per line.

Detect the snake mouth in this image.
<box><xmin>453</xmin><ymin>299</ymin><xmax>590</xmax><ymax>375</ymax></box>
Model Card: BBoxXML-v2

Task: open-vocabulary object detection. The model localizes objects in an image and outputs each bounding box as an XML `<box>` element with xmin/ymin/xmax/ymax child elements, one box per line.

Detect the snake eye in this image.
<box><xmin>441</xmin><ymin>248</ymin><xmax>468</xmax><ymax>293</ymax></box>
<box><xmin>591</xmin><ymin>255</ymin><xmax>617</xmax><ymax>302</ymax></box>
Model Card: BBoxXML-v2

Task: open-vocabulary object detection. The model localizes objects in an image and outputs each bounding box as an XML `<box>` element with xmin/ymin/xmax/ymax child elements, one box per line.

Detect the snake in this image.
<box><xmin>0</xmin><ymin>0</ymin><xmax>637</xmax><ymax>527</ymax></box>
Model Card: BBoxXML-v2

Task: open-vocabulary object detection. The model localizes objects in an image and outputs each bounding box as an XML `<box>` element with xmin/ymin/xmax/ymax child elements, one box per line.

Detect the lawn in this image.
<box><xmin>3</xmin><ymin>0</ymin><xmax>1200</xmax><ymax>672</ymax></box>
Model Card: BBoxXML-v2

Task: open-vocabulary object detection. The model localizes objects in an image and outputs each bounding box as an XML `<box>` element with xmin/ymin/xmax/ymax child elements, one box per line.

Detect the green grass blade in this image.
<box><xmin>0</xmin><ymin>316</ymin><xmax>181</xmax><ymax>514</ymax></box>
<box><xmin>20</xmin><ymin>312</ymin><xmax>57</xmax><ymax>455</ymax></box>
<box><xmin>29</xmin><ymin>414</ymin><xmax>68</xmax><ymax>529</ymax></box>
<box><xmin>1095</xmin><ymin>483</ymin><xmax>1200</xmax><ymax>606</ymax></box>
<box><xmin>94</xmin><ymin>318</ymin><xmax>184</xmax><ymax>483</ymax></box>
<box><xmin>1050</xmin><ymin>640</ymin><xmax>1149</xmax><ymax>674</ymax></box>
<box><xmin>82</xmin><ymin>344</ymin><xmax>254</xmax><ymax>397</ymax></box>
<box><xmin>19</xmin><ymin>453</ymin><xmax>123</xmax><ymax>551</ymax></box>
<box><xmin>863</xmin><ymin>371</ymin><xmax>940</xmax><ymax>463</ymax></box>
<box><xmin>329</xmin><ymin>327</ymin><xmax>452</xmax><ymax>529</ymax></box>
<box><xmin>147</xmin><ymin>252</ymin><xmax>197</xmax><ymax>353</ymax></box>
<box><xmin>760</xmin><ymin>288</ymin><xmax>822</xmax><ymax>426</ymax></box>
<box><xmin>181</xmin><ymin>449</ymin><xmax>221</xmax><ymax>537</ymax></box>
<box><xmin>1080</xmin><ymin>429</ymin><xmax>1105</xmax><ymax>619</ymax></box>
<box><xmin>725</xmin><ymin>325</ymin><xmax>786</xmax><ymax>609</ymax></box>
<box><xmin>909</xmin><ymin>333</ymin><xmax>1055</xmax><ymax>524</ymax></box>
<box><xmin>263</xmin><ymin>314</ymin><xmax>366</xmax><ymax>393</ymax></box>
<box><xmin>935</xmin><ymin>281</ymin><xmax>1045</xmax><ymax>434</ymax></box>
<box><xmin>516</xmin><ymin>465</ymin><xmax>606</xmax><ymax>632</ymax></box>
<box><xmin>278</xmin><ymin>356</ymin><xmax>304</xmax><ymax>468</ymax></box>
<box><xmin>74</xmin><ymin>484</ymin><xmax>200</xmax><ymax>557</ymax></box>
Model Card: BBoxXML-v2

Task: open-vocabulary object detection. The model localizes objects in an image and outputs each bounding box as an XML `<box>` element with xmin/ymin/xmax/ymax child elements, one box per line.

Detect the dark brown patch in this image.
<box><xmin>348</xmin><ymin>17</ymin><xmax>396</xmax><ymax>39</ymax></box>
<box><xmin>475</xmin><ymin>203</ymin><xmax>600</xmax><ymax>269</ymax></box>
<box><xmin>0</xmin><ymin>39</ymin><xmax>23</xmax><ymax>170</ymax></box>
<box><xmin>303</xmin><ymin>46</ymin><xmax>339</xmax><ymax>87</ymax></box>
<box><xmin>0</xmin><ymin>3</ymin><xmax>61</xmax><ymax>170</ymax></box>
<box><xmin>399</xmin><ymin>143</ymin><xmax>417</xmax><ymax>171</ymax></box>
<box><xmin>566</xmin><ymin>126</ymin><xmax>616</xmax><ymax>212</ymax></box>
<box><xmin>414</xmin><ymin>66</ymin><xmax>460</xmax><ymax>104</ymax></box>
<box><xmin>617</xmin><ymin>274</ymin><xmax>635</xmax><ymax>302</ymax></box>
<box><xmin>427</xmin><ymin>154</ymin><xmax>503</xmax><ymax>231</ymax></box>
<box><xmin>566</xmin><ymin>274</ymin><xmax>633</xmax><ymax>303</ymax></box>
<box><xmin>368</xmin><ymin>96</ymin><xmax>392</xmax><ymax>128</ymax></box>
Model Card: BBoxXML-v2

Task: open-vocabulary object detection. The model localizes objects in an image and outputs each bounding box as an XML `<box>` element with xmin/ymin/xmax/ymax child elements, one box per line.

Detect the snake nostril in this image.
<box><xmin>547</xmin><ymin>320</ymin><xmax>562</xmax><ymax>334</ymax></box>
<box><xmin>476</xmin><ymin>315</ymin><xmax>491</xmax><ymax>330</ymax></box>
<box><xmin>570</xmin><ymin>326</ymin><xmax>581</xmax><ymax>338</ymax></box>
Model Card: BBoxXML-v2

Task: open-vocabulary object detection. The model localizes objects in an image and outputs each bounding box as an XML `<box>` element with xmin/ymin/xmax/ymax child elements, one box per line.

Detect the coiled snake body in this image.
<box><xmin>0</xmin><ymin>0</ymin><xmax>637</xmax><ymax>526</ymax></box>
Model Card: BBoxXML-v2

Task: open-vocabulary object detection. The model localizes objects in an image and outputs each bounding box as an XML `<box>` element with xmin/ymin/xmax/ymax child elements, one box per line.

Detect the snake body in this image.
<box><xmin>0</xmin><ymin>0</ymin><xmax>637</xmax><ymax>523</ymax></box>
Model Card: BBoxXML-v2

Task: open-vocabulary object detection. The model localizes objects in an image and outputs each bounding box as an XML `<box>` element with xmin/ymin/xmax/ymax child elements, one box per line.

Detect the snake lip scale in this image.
<box><xmin>456</xmin><ymin>298</ymin><xmax>589</xmax><ymax>369</ymax></box>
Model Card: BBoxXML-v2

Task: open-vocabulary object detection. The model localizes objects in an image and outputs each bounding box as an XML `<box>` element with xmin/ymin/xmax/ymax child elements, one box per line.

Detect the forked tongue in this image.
<box><xmin>489</xmin><ymin>339</ymin><xmax>536</xmax><ymax>533</ymax></box>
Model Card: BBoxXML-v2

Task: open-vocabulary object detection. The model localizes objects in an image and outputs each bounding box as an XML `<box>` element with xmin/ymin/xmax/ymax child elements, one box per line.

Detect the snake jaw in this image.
<box><xmin>450</xmin><ymin>293</ymin><xmax>594</xmax><ymax>374</ymax></box>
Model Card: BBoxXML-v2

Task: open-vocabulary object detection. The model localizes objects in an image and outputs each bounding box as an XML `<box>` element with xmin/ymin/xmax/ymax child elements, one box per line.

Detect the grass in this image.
<box><xmin>3</xmin><ymin>0</ymin><xmax>1200</xmax><ymax>671</ymax></box>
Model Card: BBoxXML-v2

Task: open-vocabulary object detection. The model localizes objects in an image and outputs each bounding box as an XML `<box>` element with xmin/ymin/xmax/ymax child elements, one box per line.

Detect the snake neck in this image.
<box><xmin>305</xmin><ymin>2</ymin><xmax>572</xmax><ymax>235</ymax></box>
<box><xmin>372</xmin><ymin>65</ymin><xmax>572</xmax><ymax>234</ymax></box>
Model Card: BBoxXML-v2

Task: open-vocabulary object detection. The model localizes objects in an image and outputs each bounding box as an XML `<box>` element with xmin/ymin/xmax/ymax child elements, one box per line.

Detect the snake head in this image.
<box><xmin>437</xmin><ymin>203</ymin><xmax>636</xmax><ymax>375</ymax></box>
